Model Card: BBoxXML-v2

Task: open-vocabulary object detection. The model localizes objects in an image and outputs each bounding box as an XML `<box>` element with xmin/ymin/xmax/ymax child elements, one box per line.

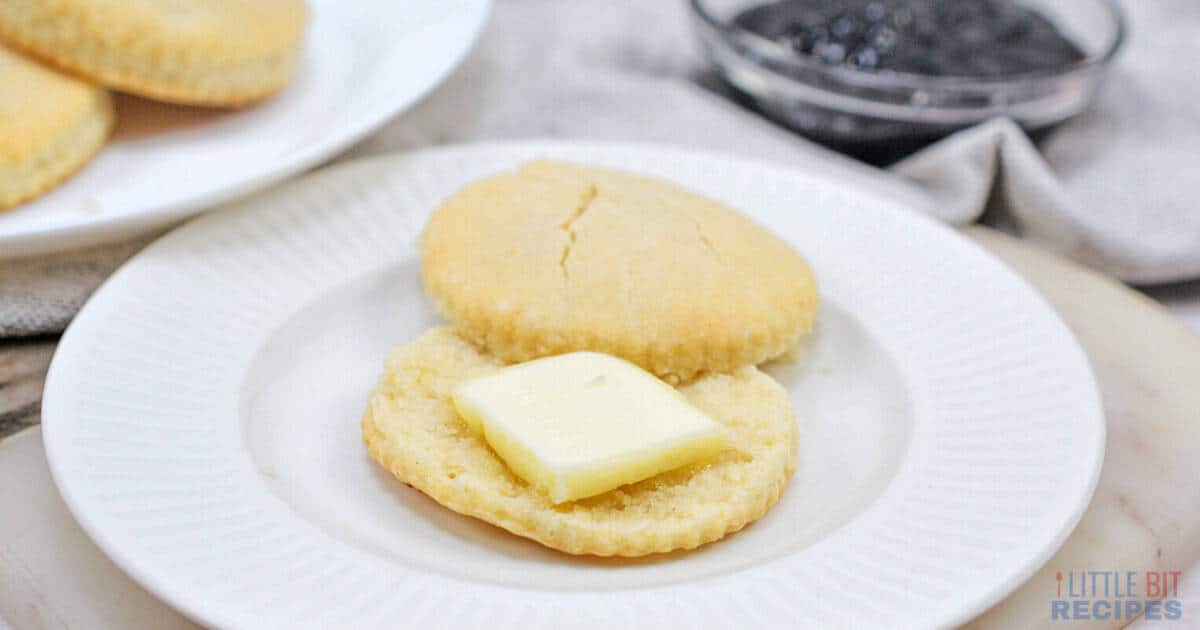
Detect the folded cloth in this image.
<box><xmin>0</xmin><ymin>235</ymin><xmax>156</xmax><ymax>338</ymax></box>
<box><xmin>897</xmin><ymin>0</ymin><xmax>1200</xmax><ymax>284</ymax></box>
<box><xmin>1</xmin><ymin>0</ymin><xmax>1196</xmax><ymax>339</ymax></box>
<box><xmin>357</xmin><ymin>0</ymin><xmax>1200</xmax><ymax>284</ymax></box>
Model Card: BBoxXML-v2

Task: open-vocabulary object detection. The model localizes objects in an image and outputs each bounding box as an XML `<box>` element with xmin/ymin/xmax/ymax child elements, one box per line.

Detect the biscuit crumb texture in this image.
<box><xmin>0</xmin><ymin>0</ymin><xmax>306</xmax><ymax>106</ymax></box>
<box><xmin>0</xmin><ymin>46</ymin><xmax>113</xmax><ymax>210</ymax></box>
<box><xmin>421</xmin><ymin>160</ymin><xmax>819</xmax><ymax>383</ymax></box>
<box><xmin>363</xmin><ymin>327</ymin><xmax>798</xmax><ymax>556</ymax></box>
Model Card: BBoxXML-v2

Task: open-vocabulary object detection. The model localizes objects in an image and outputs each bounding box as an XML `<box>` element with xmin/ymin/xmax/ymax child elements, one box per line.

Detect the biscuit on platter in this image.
<box><xmin>362</xmin><ymin>327</ymin><xmax>798</xmax><ymax>557</ymax></box>
<box><xmin>0</xmin><ymin>0</ymin><xmax>307</xmax><ymax>107</ymax></box>
<box><xmin>0</xmin><ymin>46</ymin><xmax>113</xmax><ymax>210</ymax></box>
<box><xmin>421</xmin><ymin>160</ymin><xmax>819</xmax><ymax>383</ymax></box>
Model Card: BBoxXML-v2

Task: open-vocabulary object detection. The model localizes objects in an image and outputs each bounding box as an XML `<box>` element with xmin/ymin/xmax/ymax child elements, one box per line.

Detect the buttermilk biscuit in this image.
<box><xmin>421</xmin><ymin>161</ymin><xmax>819</xmax><ymax>383</ymax></box>
<box><xmin>0</xmin><ymin>46</ymin><xmax>113</xmax><ymax>210</ymax></box>
<box><xmin>363</xmin><ymin>327</ymin><xmax>798</xmax><ymax>557</ymax></box>
<box><xmin>0</xmin><ymin>0</ymin><xmax>307</xmax><ymax>107</ymax></box>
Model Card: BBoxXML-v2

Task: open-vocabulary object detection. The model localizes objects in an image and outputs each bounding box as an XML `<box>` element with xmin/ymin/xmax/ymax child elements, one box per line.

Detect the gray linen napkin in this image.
<box><xmin>0</xmin><ymin>235</ymin><xmax>156</xmax><ymax>337</ymax></box>
<box><xmin>1</xmin><ymin>0</ymin><xmax>1196</xmax><ymax>338</ymax></box>
<box><xmin>897</xmin><ymin>0</ymin><xmax>1200</xmax><ymax>283</ymax></box>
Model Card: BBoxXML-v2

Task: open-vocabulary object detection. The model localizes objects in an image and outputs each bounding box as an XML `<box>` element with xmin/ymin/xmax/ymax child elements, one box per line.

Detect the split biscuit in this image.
<box><xmin>363</xmin><ymin>327</ymin><xmax>798</xmax><ymax>557</ymax></box>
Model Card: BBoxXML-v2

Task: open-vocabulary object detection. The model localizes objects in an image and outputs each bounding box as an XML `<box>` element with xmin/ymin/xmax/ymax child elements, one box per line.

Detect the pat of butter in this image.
<box><xmin>452</xmin><ymin>352</ymin><xmax>729</xmax><ymax>504</ymax></box>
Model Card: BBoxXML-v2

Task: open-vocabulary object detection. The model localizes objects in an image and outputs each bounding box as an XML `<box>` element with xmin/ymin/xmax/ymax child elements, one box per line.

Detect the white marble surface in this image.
<box><xmin>3</xmin><ymin>228</ymin><xmax>1198</xmax><ymax>628</ymax></box>
<box><xmin>962</xmin><ymin>228</ymin><xmax>1200</xmax><ymax>629</ymax></box>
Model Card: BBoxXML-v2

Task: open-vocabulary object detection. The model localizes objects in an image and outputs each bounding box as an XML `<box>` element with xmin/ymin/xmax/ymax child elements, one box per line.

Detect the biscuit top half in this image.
<box><xmin>0</xmin><ymin>46</ymin><xmax>109</xmax><ymax>163</ymax></box>
<box><xmin>421</xmin><ymin>160</ymin><xmax>818</xmax><ymax>382</ymax></box>
<box><xmin>0</xmin><ymin>0</ymin><xmax>306</xmax><ymax>63</ymax></box>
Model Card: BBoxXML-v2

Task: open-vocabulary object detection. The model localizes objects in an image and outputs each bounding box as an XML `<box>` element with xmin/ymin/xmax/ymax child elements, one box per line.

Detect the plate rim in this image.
<box><xmin>0</xmin><ymin>0</ymin><xmax>492</xmax><ymax>259</ymax></box>
<box><xmin>42</xmin><ymin>139</ymin><xmax>1106</xmax><ymax>629</ymax></box>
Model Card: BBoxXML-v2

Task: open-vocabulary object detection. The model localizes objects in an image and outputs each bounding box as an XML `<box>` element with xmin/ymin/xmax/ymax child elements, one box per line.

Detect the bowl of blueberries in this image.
<box><xmin>691</xmin><ymin>0</ymin><xmax>1125</xmax><ymax>162</ymax></box>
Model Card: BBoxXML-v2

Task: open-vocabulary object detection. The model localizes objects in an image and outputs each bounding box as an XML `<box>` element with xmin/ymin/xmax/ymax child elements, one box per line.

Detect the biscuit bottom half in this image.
<box><xmin>363</xmin><ymin>327</ymin><xmax>798</xmax><ymax>557</ymax></box>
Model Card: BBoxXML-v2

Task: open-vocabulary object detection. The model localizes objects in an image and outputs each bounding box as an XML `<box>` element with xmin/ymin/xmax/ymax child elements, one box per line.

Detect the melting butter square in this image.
<box><xmin>452</xmin><ymin>352</ymin><xmax>729</xmax><ymax>504</ymax></box>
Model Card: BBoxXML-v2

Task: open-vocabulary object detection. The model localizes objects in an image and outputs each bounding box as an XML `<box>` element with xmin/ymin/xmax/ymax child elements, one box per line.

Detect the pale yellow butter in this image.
<box><xmin>451</xmin><ymin>352</ymin><xmax>729</xmax><ymax>504</ymax></box>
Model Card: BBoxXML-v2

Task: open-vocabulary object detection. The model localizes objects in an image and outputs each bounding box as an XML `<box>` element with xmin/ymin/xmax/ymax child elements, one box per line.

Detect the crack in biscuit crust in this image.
<box><xmin>421</xmin><ymin>160</ymin><xmax>819</xmax><ymax>383</ymax></box>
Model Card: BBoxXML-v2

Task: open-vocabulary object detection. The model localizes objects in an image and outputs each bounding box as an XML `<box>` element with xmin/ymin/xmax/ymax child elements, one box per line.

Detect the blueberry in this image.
<box><xmin>850</xmin><ymin>46</ymin><xmax>880</xmax><ymax>69</ymax></box>
<box><xmin>830</xmin><ymin>13</ymin><xmax>859</xmax><ymax>39</ymax></box>
<box><xmin>732</xmin><ymin>0</ymin><xmax>1086</xmax><ymax>78</ymax></box>
<box><xmin>866</xmin><ymin>24</ymin><xmax>898</xmax><ymax>52</ymax></box>
<box><xmin>813</xmin><ymin>40</ymin><xmax>847</xmax><ymax>64</ymax></box>
<box><xmin>863</xmin><ymin>2</ymin><xmax>886</xmax><ymax>23</ymax></box>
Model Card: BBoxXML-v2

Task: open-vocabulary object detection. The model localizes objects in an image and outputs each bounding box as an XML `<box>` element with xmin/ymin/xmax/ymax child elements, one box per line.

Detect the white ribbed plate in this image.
<box><xmin>0</xmin><ymin>0</ymin><xmax>489</xmax><ymax>258</ymax></box>
<box><xmin>42</xmin><ymin>142</ymin><xmax>1104</xmax><ymax>629</ymax></box>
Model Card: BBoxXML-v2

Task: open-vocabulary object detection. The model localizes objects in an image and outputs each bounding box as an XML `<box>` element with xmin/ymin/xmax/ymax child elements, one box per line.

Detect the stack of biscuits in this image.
<box><xmin>0</xmin><ymin>0</ymin><xmax>307</xmax><ymax>211</ymax></box>
<box><xmin>363</xmin><ymin>161</ymin><xmax>820</xmax><ymax>556</ymax></box>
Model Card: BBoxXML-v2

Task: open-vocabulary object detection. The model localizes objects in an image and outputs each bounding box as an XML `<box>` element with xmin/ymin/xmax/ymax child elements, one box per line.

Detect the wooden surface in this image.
<box><xmin>0</xmin><ymin>339</ymin><xmax>52</xmax><ymax>440</ymax></box>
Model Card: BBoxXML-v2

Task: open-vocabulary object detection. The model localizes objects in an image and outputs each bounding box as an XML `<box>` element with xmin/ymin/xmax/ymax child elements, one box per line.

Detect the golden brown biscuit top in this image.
<box><xmin>421</xmin><ymin>160</ymin><xmax>819</xmax><ymax>381</ymax></box>
<box><xmin>14</xmin><ymin>0</ymin><xmax>306</xmax><ymax>61</ymax></box>
<box><xmin>0</xmin><ymin>46</ymin><xmax>105</xmax><ymax>163</ymax></box>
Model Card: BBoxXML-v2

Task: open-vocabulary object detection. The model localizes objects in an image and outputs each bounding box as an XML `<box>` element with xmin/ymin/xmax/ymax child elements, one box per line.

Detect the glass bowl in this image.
<box><xmin>690</xmin><ymin>0</ymin><xmax>1126</xmax><ymax>162</ymax></box>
